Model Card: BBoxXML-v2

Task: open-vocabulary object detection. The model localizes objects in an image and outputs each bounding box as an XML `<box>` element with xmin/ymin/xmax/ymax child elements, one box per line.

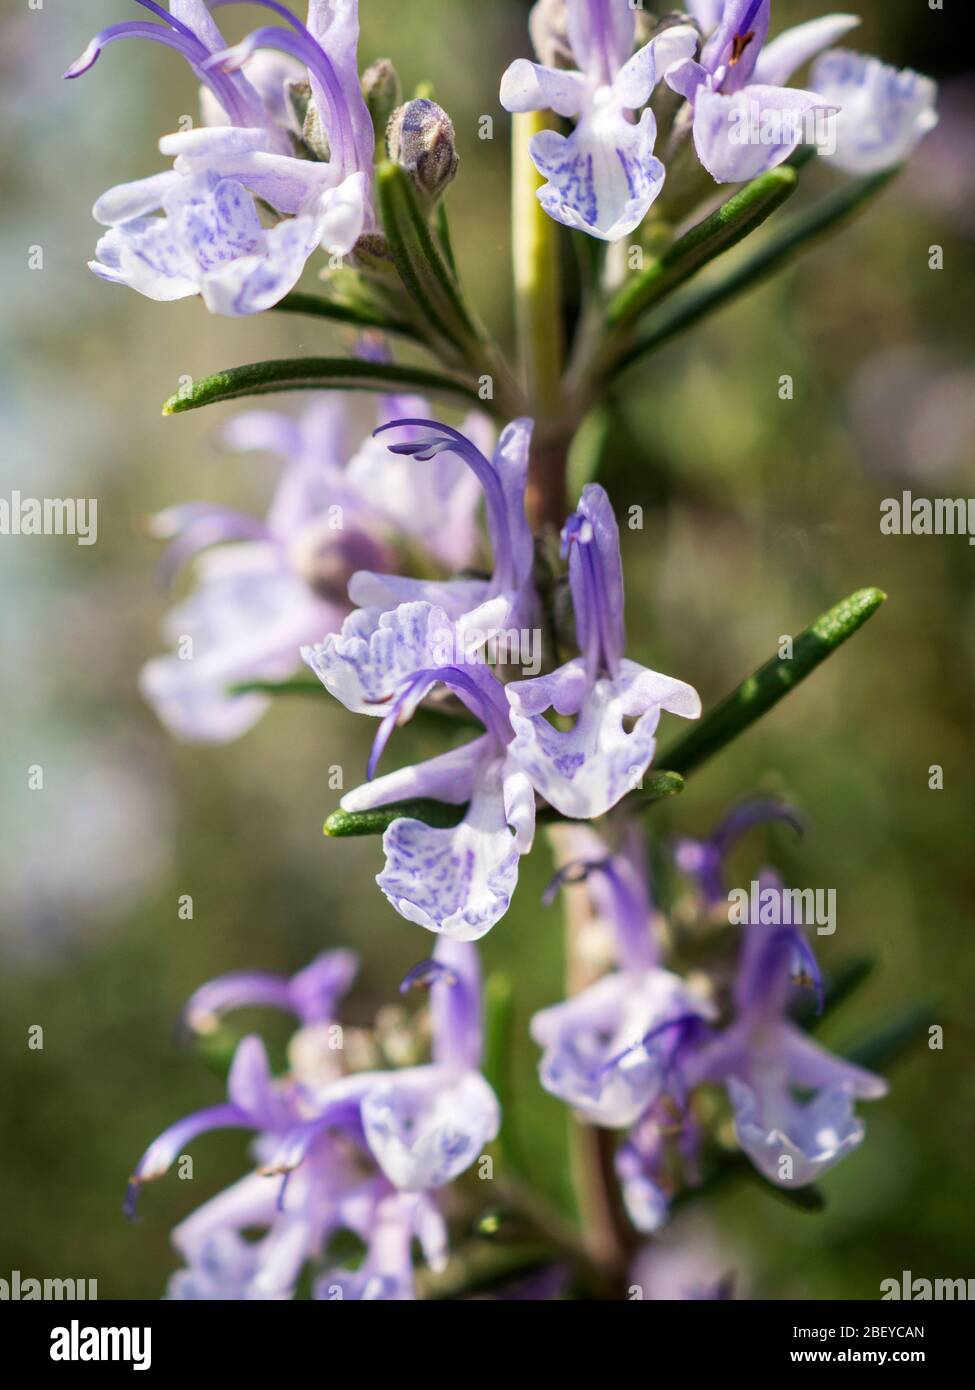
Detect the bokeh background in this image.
<box><xmin>1</xmin><ymin>0</ymin><xmax>972</xmax><ymax>1299</ymax></box>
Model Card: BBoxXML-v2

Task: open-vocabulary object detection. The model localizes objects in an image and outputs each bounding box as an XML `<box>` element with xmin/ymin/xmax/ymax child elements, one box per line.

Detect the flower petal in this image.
<box><xmin>753</xmin><ymin>14</ymin><xmax>861</xmax><ymax>89</ymax></box>
<box><xmin>530</xmin><ymin>104</ymin><xmax>664</xmax><ymax>241</ymax></box>
<box><xmin>361</xmin><ymin>1066</ymin><xmax>500</xmax><ymax>1191</ymax></box>
<box><xmin>812</xmin><ymin>50</ymin><xmax>939</xmax><ymax>175</ymax></box>
<box><xmin>500</xmin><ymin>59</ymin><xmax>588</xmax><ymax>117</ymax></box>
<box><xmin>693</xmin><ymin>83</ymin><xmax>831</xmax><ymax>183</ymax></box>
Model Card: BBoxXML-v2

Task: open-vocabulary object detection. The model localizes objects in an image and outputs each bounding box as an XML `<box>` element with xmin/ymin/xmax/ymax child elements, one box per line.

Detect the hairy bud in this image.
<box><xmin>386</xmin><ymin>98</ymin><xmax>459</xmax><ymax>203</ymax></box>
<box><xmin>362</xmin><ymin>59</ymin><xmax>401</xmax><ymax>139</ymax></box>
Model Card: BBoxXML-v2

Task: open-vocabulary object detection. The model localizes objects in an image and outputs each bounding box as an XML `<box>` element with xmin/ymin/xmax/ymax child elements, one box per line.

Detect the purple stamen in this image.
<box><xmin>375</xmin><ymin>421</ymin><xmax>518</xmax><ymax>595</ymax></box>
<box><xmin>367</xmin><ymin>664</ymin><xmax>511</xmax><ymax>780</ymax></box>
<box><xmin>206</xmin><ymin>8</ymin><xmax>356</xmax><ymax>173</ymax></box>
<box><xmin>399</xmin><ymin>959</ymin><xmax>457</xmax><ymax>995</ymax></box>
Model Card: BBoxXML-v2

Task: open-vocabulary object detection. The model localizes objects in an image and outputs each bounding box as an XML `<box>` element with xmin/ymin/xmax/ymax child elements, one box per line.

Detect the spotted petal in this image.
<box><xmin>507</xmin><ymin>658</ymin><xmax>701</xmax><ymax>820</ymax></box>
<box><xmin>529</xmin><ymin>102</ymin><xmax>664</xmax><ymax>241</ymax></box>
<box><xmin>361</xmin><ymin>1066</ymin><xmax>500</xmax><ymax>1191</ymax></box>
<box><xmin>812</xmin><ymin>50</ymin><xmax>938</xmax><ymax>175</ymax></box>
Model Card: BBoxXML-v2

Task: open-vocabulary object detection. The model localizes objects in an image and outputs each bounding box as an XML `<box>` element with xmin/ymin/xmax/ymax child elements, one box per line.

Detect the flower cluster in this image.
<box><xmin>65</xmin><ymin>1</ymin><xmax>936</xmax><ymax>1300</ymax></box>
<box><xmin>130</xmin><ymin>940</ymin><xmax>499</xmax><ymax>1300</ymax></box>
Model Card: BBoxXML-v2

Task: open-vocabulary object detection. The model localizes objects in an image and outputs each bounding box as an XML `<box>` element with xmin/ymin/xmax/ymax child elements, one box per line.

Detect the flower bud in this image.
<box><xmin>529</xmin><ymin>0</ymin><xmax>573</xmax><ymax>69</ymax></box>
<box><xmin>385</xmin><ymin>98</ymin><xmax>459</xmax><ymax>203</ymax></box>
<box><xmin>285</xmin><ymin>78</ymin><xmax>331</xmax><ymax>161</ymax></box>
<box><xmin>362</xmin><ymin>58</ymin><xmax>401</xmax><ymax>140</ymax></box>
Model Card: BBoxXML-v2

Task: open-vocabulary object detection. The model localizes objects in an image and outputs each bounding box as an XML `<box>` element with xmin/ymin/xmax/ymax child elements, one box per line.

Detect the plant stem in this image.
<box><xmin>549</xmin><ymin>825</ymin><xmax>635</xmax><ymax>1291</ymax></box>
<box><xmin>512</xmin><ymin>112</ymin><xmax>568</xmax><ymax>528</ymax></box>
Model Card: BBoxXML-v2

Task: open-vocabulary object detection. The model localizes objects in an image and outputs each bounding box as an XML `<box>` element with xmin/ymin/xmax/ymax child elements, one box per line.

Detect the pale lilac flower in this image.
<box><xmin>308</xmin><ymin>599</ymin><xmax>537</xmax><ymax>939</ymax></box>
<box><xmin>666</xmin><ymin>1</ymin><xmax>859</xmax><ymax>182</ymax></box>
<box><xmin>507</xmin><ymin>485</ymin><xmax>701</xmax><ymax>820</ymax></box>
<box><xmin>534</xmin><ymin>828</ymin><xmax>710</xmax><ymax>1127</ymax></box>
<box><xmin>500</xmin><ymin>1</ymin><xmax>699</xmax><ymax>239</ymax></box>
<box><xmin>687</xmin><ymin>870</ymin><xmax>888</xmax><ymax>1187</ymax></box>
<box><xmin>141</xmin><ymin>396</ymin><xmax>485</xmax><ymax>742</ymax></box>
<box><xmin>811</xmin><ymin>50</ymin><xmax>938</xmax><ymax>174</ymax></box>
<box><xmin>67</xmin><ymin>2</ymin><xmax>376</xmax><ymax>313</ymax></box>
<box><xmin>136</xmin><ymin>938</ymin><xmax>497</xmax><ymax>1300</ymax></box>
<box><xmin>672</xmin><ymin>797</ymin><xmax>803</xmax><ymax>909</ymax></box>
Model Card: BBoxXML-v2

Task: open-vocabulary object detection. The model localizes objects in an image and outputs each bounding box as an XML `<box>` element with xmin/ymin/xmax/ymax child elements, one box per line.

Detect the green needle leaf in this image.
<box><xmin>844</xmin><ymin>1006</ymin><xmax>937</xmax><ymax>1074</ymax></box>
<box><xmin>324</xmin><ymin>799</ymin><xmax>466</xmax><ymax>838</ymax></box>
<box><xmin>657</xmin><ymin>588</ymin><xmax>887</xmax><ymax>781</ymax></box>
<box><xmin>376</xmin><ymin>160</ymin><xmax>481</xmax><ymax>352</ymax></box>
<box><xmin>604</xmin><ymin>166</ymin><xmax>799</xmax><ymax>335</ymax></box>
<box><xmin>230</xmin><ymin>676</ymin><xmax>326</xmax><ymax>698</ymax></box>
<box><xmin>612</xmin><ymin>168</ymin><xmax>899</xmax><ymax>373</ymax></box>
<box><xmin>162</xmin><ymin>357</ymin><xmax>483</xmax><ymax>415</ymax></box>
<box><xmin>273</xmin><ymin>290</ymin><xmax>422</xmax><ymax>342</ymax></box>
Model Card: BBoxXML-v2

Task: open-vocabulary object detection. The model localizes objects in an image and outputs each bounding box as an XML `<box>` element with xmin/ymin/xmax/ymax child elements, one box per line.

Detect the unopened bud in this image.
<box><xmin>362</xmin><ymin>58</ymin><xmax>401</xmax><ymax>139</ymax></box>
<box><xmin>529</xmin><ymin>0</ymin><xmax>573</xmax><ymax>69</ymax></box>
<box><xmin>286</xmin><ymin>78</ymin><xmax>330</xmax><ymax>161</ymax></box>
<box><xmin>386</xmin><ymin>98</ymin><xmax>459</xmax><ymax>203</ymax></box>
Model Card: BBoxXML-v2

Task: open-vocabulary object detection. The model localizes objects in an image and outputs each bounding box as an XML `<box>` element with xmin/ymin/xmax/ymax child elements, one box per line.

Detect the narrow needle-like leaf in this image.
<box><xmin>163</xmin><ymin>357</ymin><xmax>483</xmax><ymax>415</ymax></box>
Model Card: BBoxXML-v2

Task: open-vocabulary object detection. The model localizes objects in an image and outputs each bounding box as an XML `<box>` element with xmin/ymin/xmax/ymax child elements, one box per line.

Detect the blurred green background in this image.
<box><xmin>1</xmin><ymin>0</ymin><xmax>972</xmax><ymax>1299</ymax></box>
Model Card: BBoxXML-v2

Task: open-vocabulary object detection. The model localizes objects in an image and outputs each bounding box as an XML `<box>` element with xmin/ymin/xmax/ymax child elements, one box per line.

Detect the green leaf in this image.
<box><xmin>613</xmin><ymin>168</ymin><xmax>899</xmax><ymax>373</ymax></box>
<box><xmin>324</xmin><ymin>798</ymin><xmax>466</xmax><ymax>838</ymax></box>
<box><xmin>230</xmin><ymin>676</ymin><xmax>326</xmax><ymax>698</ymax></box>
<box><xmin>604</xmin><ymin>166</ymin><xmax>798</xmax><ymax>335</ymax></box>
<box><xmin>162</xmin><ymin>356</ymin><xmax>483</xmax><ymax>416</ymax></box>
<box><xmin>658</xmin><ymin>588</ymin><xmax>887</xmax><ymax>781</ymax></box>
<box><xmin>844</xmin><ymin>1006</ymin><xmax>936</xmax><ymax>1074</ymax></box>
<box><xmin>376</xmin><ymin>160</ymin><xmax>482</xmax><ymax>352</ymax></box>
<box><xmin>273</xmin><ymin>290</ymin><xmax>422</xmax><ymax>342</ymax></box>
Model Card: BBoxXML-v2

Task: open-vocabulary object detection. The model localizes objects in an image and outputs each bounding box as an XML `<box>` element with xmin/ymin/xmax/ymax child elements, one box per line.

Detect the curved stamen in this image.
<box><xmin>206</xmin><ymin>17</ymin><xmax>356</xmax><ymax>173</ymax></box>
<box><xmin>65</xmin><ymin>18</ymin><xmax>256</xmax><ymax>127</ymax></box>
<box><xmin>375</xmin><ymin>421</ymin><xmax>517</xmax><ymax>595</ymax></box>
<box><xmin>131</xmin><ymin>0</ymin><xmax>206</xmax><ymax>42</ymax></box>
<box><xmin>595</xmin><ymin>1012</ymin><xmax>707</xmax><ymax>1085</ymax></box>
<box><xmin>757</xmin><ymin>926</ymin><xmax>825</xmax><ymax>1016</ymax></box>
<box><xmin>399</xmin><ymin>959</ymin><xmax>457</xmax><ymax>994</ymax></box>
<box><xmin>367</xmin><ymin>664</ymin><xmax>511</xmax><ymax>780</ymax></box>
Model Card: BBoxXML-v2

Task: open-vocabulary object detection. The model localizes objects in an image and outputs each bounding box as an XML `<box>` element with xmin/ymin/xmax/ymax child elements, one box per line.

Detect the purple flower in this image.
<box><xmin>307</xmin><ymin>599</ymin><xmax>537</xmax><ymax>939</ymax></box>
<box><xmin>672</xmin><ymin>796</ymin><xmax>804</xmax><ymax>909</ymax></box>
<box><xmin>341</xmin><ymin>416</ymin><xmax>538</xmax><ymax>632</ymax></box>
<box><xmin>67</xmin><ymin>2</ymin><xmax>376</xmax><ymax>313</ymax></box>
<box><xmin>666</xmin><ymin>2</ymin><xmax>859</xmax><ymax>183</ymax></box>
<box><xmin>533</xmin><ymin>826</ymin><xmax>712</xmax><ymax>1126</ymax></box>
<box><xmin>687</xmin><ymin>870</ymin><xmax>888</xmax><ymax>1187</ymax></box>
<box><xmin>136</xmin><ymin>938</ymin><xmax>498</xmax><ymax>1300</ymax></box>
<box><xmin>141</xmin><ymin>396</ymin><xmax>485</xmax><ymax>742</ymax></box>
<box><xmin>500</xmin><ymin>2</ymin><xmax>699</xmax><ymax>239</ymax></box>
<box><xmin>811</xmin><ymin>50</ymin><xmax>938</xmax><ymax>174</ymax></box>
<box><xmin>506</xmin><ymin>485</ymin><xmax>701</xmax><ymax>820</ymax></box>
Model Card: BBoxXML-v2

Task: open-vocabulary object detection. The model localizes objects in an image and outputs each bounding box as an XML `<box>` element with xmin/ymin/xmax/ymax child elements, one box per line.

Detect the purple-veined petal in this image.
<box><xmin>507</xmin><ymin>657</ymin><xmax>700</xmax><ymax>821</ymax></box>
<box><xmin>361</xmin><ymin>1065</ymin><xmax>500</xmax><ymax>1190</ymax></box>
<box><xmin>500</xmin><ymin>59</ymin><xmax>588</xmax><ymax>117</ymax></box>
<box><xmin>90</xmin><ymin>217</ymin><xmax>201</xmax><ymax>301</ymax></box>
<box><xmin>376</xmin><ymin>753</ymin><xmax>531</xmax><ymax>939</ymax></box>
<box><xmin>564</xmin><ymin>483</ymin><xmax>626</xmax><ymax>680</ymax></box>
<box><xmin>811</xmin><ymin>50</ymin><xmax>939</xmax><ymax>175</ymax></box>
<box><xmin>161</xmin><ymin>126</ymin><xmax>328</xmax><ymax>215</ymax></box>
<box><xmin>346</xmin><ymin>573</ymin><xmax>491</xmax><ymax>620</ymax></box>
<box><xmin>301</xmin><ymin>602</ymin><xmax>457</xmax><ymax>717</ymax></box>
<box><xmin>531</xmin><ymin>969</ymin><xmax>709</xmax><ymax>1128</ymax></box>
<box><xmin>693</xmin><ymin>82</ymin><xmax>832</xmax><ymax>183</ymax></box>
<box><xmin>566</xmin><ymin>0</ymin><xmax>635</xmax><ymax>89</ymax></box>
<box><xmin>753</xmin><ymin>14</ymin><xmax>860</xmax><ymax>89</ymax></box>
<box><xmin>340</xmin><ymin>737</ymin><xmax>488</xmax><ymax>815</ymax></box>
<box><xmin>530</xmin><ymin>102</ymin><xmax>664</xmax><ymax>242</ymax></box>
